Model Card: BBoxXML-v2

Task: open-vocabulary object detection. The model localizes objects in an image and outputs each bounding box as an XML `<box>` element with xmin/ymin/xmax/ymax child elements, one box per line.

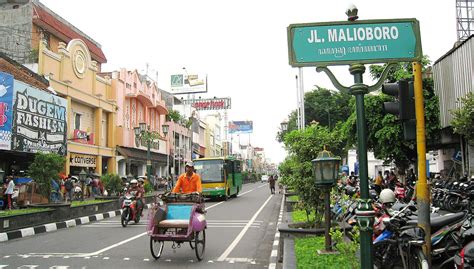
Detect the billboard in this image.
<box><xmin>229</xmin><ymin>121</ymin><xmax>253</xmax><ymax>134</ymax></box>
<box><xmin>170</xmin><ymin>72</ymin><xmax>207</xmax><ymax>94</ymax></box>
<box><xmin>183</xmin><ymin>97</ymin><xmax>231</xmax><ymax>111</ymax></box>
<box><xmin>12</xmin><ymin>80</ymin><xmax>68</xmax><ymax>155</ymax></box>
<box><xmin>0</xmin><ymin>72</ymin><xmax>14</xmax><ymax>150</ymax></box>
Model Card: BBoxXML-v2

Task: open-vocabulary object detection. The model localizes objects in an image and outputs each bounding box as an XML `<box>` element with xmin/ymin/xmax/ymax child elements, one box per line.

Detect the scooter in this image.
<box><xmin>121</xmin><ymin>193</ymin><xmax>140</xmax><ymax>227</ymax></box>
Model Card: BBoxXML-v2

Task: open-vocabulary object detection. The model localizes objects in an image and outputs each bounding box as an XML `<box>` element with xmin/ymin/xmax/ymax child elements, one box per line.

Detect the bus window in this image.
<box><xmin>235</xmin><ymin>161</ymin><xmax>241</xmax><ymax>173</ymax></box>
<box><xmin>194</xmin><ymin>160</ymin><xmax>224</xmax><ymax>183</ymax></box>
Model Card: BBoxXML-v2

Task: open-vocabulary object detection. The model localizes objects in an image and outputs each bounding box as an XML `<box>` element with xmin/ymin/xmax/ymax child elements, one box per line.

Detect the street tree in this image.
<box><xmin>276</xmin><ymin>87</ymin><xmax>352</xmax><ymax>142</ymax></box>
<box><xmin>342</xmin><ymin>57</ymin><xmax>441</xmax><ymax>171</ymax></box>
<box><xmin>279</xmin><ymin>124</ymin><xmax>345</xmax><ymax>225</ymax></box>
<box><xmin>451</xmin><ymin>92</ymin><xmax>474</xmax><ymax>145</ymax></box>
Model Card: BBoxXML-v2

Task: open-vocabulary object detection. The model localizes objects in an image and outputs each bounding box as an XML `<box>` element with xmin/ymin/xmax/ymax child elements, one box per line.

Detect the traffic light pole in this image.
<box><xmin>316</xmin><ymin>62</ymin><xmax>396</xmax><ymax>269</ymax></box>
<box><xmin>413</xmin><ymin>62</ymin><xmax>431</xmax><ymax>263</ymax></box>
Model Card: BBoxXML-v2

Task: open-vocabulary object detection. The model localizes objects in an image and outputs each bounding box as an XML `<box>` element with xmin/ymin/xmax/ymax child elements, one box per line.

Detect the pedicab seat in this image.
<box><xmin>158</xmin><ymin>219</ymin><xmax>189</xmax><ymax>228</ymax></box>
<box><xmin>157</xmin><ymin>204</ymin><xmax>193</xmax><ymax>229</ymax></box>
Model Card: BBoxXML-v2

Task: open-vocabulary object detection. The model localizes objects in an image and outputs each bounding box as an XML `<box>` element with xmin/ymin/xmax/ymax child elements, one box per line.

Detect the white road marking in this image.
<box><xmin>2</xmin><ymin>256</ymin><xmax>10</xmax><ymax>258</ymax></box>
<box><xmin>103</xmin><ymin>257</ymin><xmax>109</xmax><ymax>260</ymax></box>
<box><xmin>50</xmin><ymin>266</ymin><xmax>69</xmax><ymax>269</ymax></box>
<box><xmin>73</xmin><ymin>232</ymin><xmax>147</xmax><ymax>257</ymax></box>
<box><xmin>143</xmin><ymin>258</ymin><xmax>150</xmax><ymax>261</ymax></box>
<box><xmin>0</xmin><ymin>266</ymin><xmax>7</xmax><ymax>268</ymax></box>
<box><xmin>123</xmin><ymin>257</ymin><xmax>130</xmax><ymax>261</ymax></box>
<box><xmin>225</xmin><ymin>257</ymin><xmax>256</xmax><ymax>263</ymax></box>
<box><xmin>17</xmin><ymin>266</ymin><xmax>38</xmax><ymax>269</ymax></box>
<box><xmin>271</xmin><ymin>249</ymin><xmax>277</xmax><ymax>257</ymax></box>
<box><xmin>217</xmin><ymin>194</ymin><xmax>273</xmax><ymax>261</ymax></box>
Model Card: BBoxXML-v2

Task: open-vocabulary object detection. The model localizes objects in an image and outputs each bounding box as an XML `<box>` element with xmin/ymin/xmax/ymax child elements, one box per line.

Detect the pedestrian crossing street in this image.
<box><xmin>80</xmin><ymin>219</ymin><xmax>264</xmax><ymax>228</ymax></box>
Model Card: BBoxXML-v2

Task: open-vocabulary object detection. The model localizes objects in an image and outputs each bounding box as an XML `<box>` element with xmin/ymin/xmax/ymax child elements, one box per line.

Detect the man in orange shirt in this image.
<box><xmin>172</xmin><ymin>162</ymin><xmax>202</xmax><ymax>194</ymax></box>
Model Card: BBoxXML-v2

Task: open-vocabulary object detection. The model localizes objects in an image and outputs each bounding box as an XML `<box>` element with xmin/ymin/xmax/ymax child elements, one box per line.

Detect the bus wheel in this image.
<box><xmin>231</xmin><ymin>187</ymin><xmax>239</xmax><ymax>198</ymax></box>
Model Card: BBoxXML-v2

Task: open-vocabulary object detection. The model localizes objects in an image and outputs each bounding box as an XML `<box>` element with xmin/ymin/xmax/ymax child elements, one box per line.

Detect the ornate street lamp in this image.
<box><xmin>280</xmin><ymin>120</ymin><xmax>288</xmax><ymax>132</ymax></box>
<box><xmin>312</xmin><ymin>148</ymin><xmax>340</xmax><ymax>253</ymax></box>
<box><xmin>79</xmin><ymin>169</ymin><xmax>87</xmax><ymax>201</ymax></box>
<box><xmin>162</xmin><ymin>123</ymin><xmax>170</xmax><ymax>178</ymax></box>
<box><xmin>135</xmin><ymin>123</ymin><xmax>153</xmax><ymax>182</ymax></box>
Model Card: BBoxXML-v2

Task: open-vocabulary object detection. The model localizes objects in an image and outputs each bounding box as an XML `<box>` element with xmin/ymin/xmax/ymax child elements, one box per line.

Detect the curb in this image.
<box><xmin>0</xmin><ymin>203</ymin><xmax>153</xmax><ymax>243</ymax></box>
<box><xmin>268</xmin><ymin>194</ymin><xmax>285</xmax><ymax>269</ymax></box>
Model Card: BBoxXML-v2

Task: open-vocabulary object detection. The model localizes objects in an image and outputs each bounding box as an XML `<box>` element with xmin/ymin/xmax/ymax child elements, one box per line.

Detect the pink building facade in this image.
<box><xmin>109</xmin><ymin>69</ymin><xmax>169</xmax><ymax>178</ymax></box>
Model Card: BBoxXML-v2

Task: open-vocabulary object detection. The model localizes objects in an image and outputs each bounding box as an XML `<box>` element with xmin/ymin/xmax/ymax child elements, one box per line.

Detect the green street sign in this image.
<box><xmin>287</xmin><ymin>18</ymin><xmax>422</xmax><ymax>67</ymax></box>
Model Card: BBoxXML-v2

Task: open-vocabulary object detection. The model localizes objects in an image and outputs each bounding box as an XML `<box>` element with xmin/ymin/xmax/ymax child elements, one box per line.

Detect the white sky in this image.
<box><xmin>41</xmin><ymin>0</ymin><xmax>458</xmax><ymax>164</ymax></box>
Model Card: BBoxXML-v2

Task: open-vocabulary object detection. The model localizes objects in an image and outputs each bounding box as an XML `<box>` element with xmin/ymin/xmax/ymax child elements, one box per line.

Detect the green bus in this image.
<box><xmin>194</xmin><ymin>157</ymin><xmax>243</xmax><ymax>200</ymax></box>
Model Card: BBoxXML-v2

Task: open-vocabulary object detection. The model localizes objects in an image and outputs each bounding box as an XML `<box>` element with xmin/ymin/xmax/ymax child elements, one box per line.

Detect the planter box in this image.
<box><xmin>0</xmin><ymin>208</ymin><xmax>55</xmax><ymax>233</ymax></box>
<box><xmin>0</xmin><ymin>200</ymin><xmax>120</xmax><ymax>233</ymax></box>
<box><xmin>285</xmin><ymin>200</ymin><xmax>298</xmax><ymax>212</ymax></box>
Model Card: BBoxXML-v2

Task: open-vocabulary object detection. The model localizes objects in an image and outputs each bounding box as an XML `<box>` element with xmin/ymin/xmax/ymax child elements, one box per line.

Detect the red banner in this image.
<box><xmin>73</xmin><ymin>129</ymin><xmax>94</xmax><ymax>144</ymax></box>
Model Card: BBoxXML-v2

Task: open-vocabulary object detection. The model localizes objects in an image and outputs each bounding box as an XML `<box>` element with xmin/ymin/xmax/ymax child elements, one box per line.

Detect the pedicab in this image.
<box><xmin>147</xmin><ymin>192</ymin><xmax>207</xmax><ymax>261</ymax></box>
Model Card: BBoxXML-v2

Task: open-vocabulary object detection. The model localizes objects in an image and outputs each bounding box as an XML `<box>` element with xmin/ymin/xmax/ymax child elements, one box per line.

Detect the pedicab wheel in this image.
<box><xmin>150</xmin><ymin>237</ymin><xmax>164</xmax><ymax>259</ymax></box>
<box><xmin>121</xmin><ymin>208</ymin><xmax>128</xmax><ymax>227</ymax></box>
<box><xmin>194</xmin><ymin>230</ymin><xmax>206</xmax><ymax>261</ymax></box>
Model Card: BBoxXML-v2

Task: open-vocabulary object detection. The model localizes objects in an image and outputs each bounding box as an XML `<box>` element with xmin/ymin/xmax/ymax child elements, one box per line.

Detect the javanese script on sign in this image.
<box><xmin>287</xmin><ymin>18</ymin><xmax>421</xmax><ymax>67</ymax></box>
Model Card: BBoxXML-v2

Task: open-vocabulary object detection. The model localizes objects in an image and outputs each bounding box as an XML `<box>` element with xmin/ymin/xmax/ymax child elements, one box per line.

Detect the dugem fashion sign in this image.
<box><xmin>287</xmin><ymin>18</ymin><xmax>422</xmax><ymax>67</ymax></box>
<box><xmin>12</xmin><ymin>80</ymin><xmax>67</xmax><ymax>155</ymax></box>
<box><xmin>0</xmin><ymin>72</ymin><xmax>13</xmax><ymax>150</ymax></box>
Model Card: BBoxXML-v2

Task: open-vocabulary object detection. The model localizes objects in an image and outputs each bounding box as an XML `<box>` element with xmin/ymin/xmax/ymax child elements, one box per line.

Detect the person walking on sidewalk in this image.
<box><xmin>64</xmin><ymin>175</ymin><xmax>74</xmax><ymax>202</ymax></box>
<box><xmin>269</xmin><ymin>175</ymin><xmax>276</xmax><ymax>194</ymax></box>
<box><xmin>5</xmin><ymin>176</ymin><xmax>15</xmax><ymax>209</ymax></box>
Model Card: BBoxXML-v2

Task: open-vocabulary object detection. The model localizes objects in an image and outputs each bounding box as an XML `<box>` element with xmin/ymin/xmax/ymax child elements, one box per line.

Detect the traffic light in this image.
<box><xmin>382</xmin><ymin>80</ymin><xmax>415</xmax><ymax>120</ymax></box>
<box><xmin>382</xmin><ymin>80</ymin><xmax>416</xmax><ymax>140</ymax></box>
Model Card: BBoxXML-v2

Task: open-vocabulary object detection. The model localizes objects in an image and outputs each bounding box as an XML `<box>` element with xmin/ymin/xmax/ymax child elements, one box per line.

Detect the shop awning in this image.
<box><xmin>116</xmin><ymin>146</ymin><xmax>167</xmax><ymax>164</ymax></box>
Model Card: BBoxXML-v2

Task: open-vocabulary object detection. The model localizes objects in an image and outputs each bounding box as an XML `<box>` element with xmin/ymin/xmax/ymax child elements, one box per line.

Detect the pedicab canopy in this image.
<box><xmin>312</xmin><ymin>148</ymin><xmax>341</xmax><ymax>186</ymax></box>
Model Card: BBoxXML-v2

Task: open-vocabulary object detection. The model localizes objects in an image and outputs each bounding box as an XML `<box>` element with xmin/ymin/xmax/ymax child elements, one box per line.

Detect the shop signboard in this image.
<box><xmin>0</xmin><ymin>72</ymin><xmax>13</xmax><ymax>150</ymax></box>
<box><xmin>229</xmin><ymin>121</ymin><xmax>253</xmax><ymax>134</ymax></box>
<box><xmin>73</xmin><ymin>129</ymin><xmax>94</xmax><ymax>145</ymax></box>
<box><xmin>183</xmin><ymin>97</ymin><xmax>231</xmax><ymax>111</ymax></box>
<box><xmin>12</xmin><ymin>80</ymin><xmax>67</xmax><ymax>155</ymax></box>
<box><xmin>170</xmin><ymin>72</ymin><xmax>208</xmax><ymax>94</ymax></box>
<box><xmin>69</xmin><ymin>153</ymin><xmax>97</xmax><ymax>168</ymax></box>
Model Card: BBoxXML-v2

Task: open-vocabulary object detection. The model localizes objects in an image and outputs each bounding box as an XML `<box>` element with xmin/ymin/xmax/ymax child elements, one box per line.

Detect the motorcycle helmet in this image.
<box><xmin>379</xmin><ymin>189</ymin><xmax>396</xmax><ymax>204</ymax></box>
<box><xmin>130</xmin><ymin>179</ymin><xmax>138</xmax><ymax>185</ymax></box>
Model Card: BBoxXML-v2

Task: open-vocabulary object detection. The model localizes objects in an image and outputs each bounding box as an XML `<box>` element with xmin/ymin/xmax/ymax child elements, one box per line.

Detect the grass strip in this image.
<box><xmin>295</xmin><ymin>236</ymin><xmax>356</xmax><ymax>269</ymax></box>
<box><xmin>0</xmin><ymin>207</ymin><xmax>51</xmax><ymax>217</ymax></box>
<box><xmin>71</xmin><ymin>199</ymin><xmax>113</xmax><ymax>207</ymax></box>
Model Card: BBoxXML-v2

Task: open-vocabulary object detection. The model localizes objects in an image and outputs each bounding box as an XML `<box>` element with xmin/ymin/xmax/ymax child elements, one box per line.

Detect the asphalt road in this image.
<box><xmin>1</xmin><ymin>182</ymin><xmax>282</xmax><ymax>269</ymax></box>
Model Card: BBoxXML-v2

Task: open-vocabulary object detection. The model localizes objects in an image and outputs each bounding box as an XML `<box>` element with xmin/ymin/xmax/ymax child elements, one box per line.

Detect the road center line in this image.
<box><xmin>217</xmin><ymin>194</ymin><xmax>273</xmax><ymax>262</ymax></box>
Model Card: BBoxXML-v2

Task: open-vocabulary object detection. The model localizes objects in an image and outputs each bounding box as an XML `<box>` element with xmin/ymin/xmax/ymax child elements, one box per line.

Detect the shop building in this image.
<box><xmin>108</xmin><ymin>69</ymin><xmax>168</xmax><ymax>178</ymax></box>
<box><xmin>0</xmin><ymin>0</ymin><xmax>114</xmax><ymax>176</ymax></box>
<box><xmin>0</xmin><ymin>52</ymin><xmax>67</xmax><ymax>177</ymax></box>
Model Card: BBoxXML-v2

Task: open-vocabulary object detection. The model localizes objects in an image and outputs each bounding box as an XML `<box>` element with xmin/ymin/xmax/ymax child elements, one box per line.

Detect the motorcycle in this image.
<box><xmin>121</xmin><ymin>193</ymin><xmax>140</xmax><ymax>227</ymax></box>
<box><xmin>455</xmin><ymin>241</ymin><xmax>474</xmax><ymax>268</ymax></box>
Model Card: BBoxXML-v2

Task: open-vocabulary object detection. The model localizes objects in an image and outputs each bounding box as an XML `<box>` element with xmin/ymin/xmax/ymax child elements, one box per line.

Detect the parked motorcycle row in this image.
<box><xmin>332</xmin><ymin>177</ymin><xmax>474</xmax><ymax>268</ymax></box>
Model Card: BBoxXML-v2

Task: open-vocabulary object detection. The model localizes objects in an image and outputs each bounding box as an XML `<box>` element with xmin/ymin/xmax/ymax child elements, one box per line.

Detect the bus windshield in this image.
<box><xmin>194</xmin><ymin>160</ymin><xmax>224</xmax><ymax>183</ymax></box>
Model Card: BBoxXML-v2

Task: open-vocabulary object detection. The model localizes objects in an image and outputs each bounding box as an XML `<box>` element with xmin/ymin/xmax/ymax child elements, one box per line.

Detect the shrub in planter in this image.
<box><xmin>28</xmin><ymin>152</ymin><xmax>65</xmax><ymax>203</ymax></box>
<box><xmin>101</xmin><ymin>174</ymin><xmax>123</xmax><ymax>196</ymax></box>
